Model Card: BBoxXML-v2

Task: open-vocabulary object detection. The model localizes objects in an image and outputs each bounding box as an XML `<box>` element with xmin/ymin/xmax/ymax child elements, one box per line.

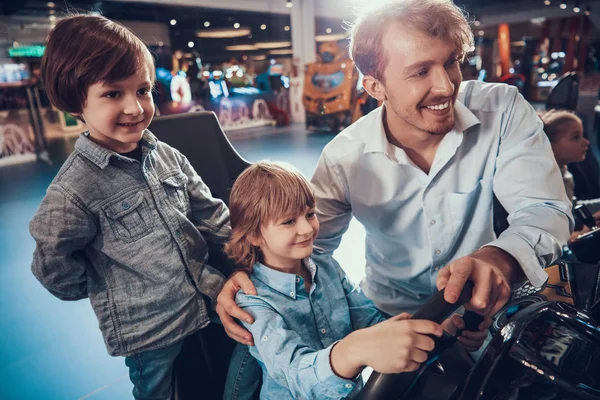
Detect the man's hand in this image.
<box><xmin>436</xmin><ymin>246</ymin><xmax>520</xmax><ymax>316</ymax></box>
<box><xmin>216</xmin><ymin>270</ymin><xmax>257</xmax><ymax>346</ymax></box>
<box><xmin>441</xmin><ymin>313</ymin><xmax>492</xmax><ymax>352</ymax></box>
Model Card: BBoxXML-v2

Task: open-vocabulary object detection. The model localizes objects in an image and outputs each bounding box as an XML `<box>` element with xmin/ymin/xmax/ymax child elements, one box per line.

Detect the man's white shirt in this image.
<box><xmin>311</xmin><ymin>80</ymin><xmax>573</xmax><ymax>315</ymax></box>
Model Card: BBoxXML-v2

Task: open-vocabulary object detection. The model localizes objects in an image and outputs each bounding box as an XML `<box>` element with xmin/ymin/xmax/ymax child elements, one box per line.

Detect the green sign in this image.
<box><xmin>9</xmin><ymin>45</ymin><xmax>46</xmax><ymax>58</ymax></box>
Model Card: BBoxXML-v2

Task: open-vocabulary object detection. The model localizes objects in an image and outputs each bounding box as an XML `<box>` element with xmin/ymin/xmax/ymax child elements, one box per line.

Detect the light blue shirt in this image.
<box><xmin>236</xmin><ymin>257</ymin><xmax>386</xmax><ymax>399</ymax></box>
<box><xmin>311</xmin><ymin>80</ymin><xmax>573</xmax><ymax>316</ymax></box>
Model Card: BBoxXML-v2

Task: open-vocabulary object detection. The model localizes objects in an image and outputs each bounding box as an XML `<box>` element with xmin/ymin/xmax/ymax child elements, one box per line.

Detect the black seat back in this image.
<box><xmin>546</xmin><ymin>71</ymin><xmax>579</xmax><ymax>111</ymax></box>
<box><xmin>149</xmin><ymin>111</ymin><xmax>252</xmax><ymax>206</ymax></box>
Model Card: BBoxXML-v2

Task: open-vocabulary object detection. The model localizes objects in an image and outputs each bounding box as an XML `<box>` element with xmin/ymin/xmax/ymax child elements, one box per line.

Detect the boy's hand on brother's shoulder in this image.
<box><xmin>216</xmin><ymin>270</ymin><xmax>257</xmax><ymax>346</ymax></box>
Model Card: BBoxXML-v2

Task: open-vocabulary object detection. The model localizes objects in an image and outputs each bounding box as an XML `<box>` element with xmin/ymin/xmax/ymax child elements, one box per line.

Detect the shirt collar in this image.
<box><xmin>74</xmin><ymin>129</ymin><xmax>157</xmax><ymax>169</ymax></box>
<box><xmin>252</xmin><ymin>258</ymin><xmax>317</xmax><ymax>299</ymax></box>
<box><xmin>363</xmin><ymin>100</ymin><xmax>481</xmax><ymax>158</ymax></box>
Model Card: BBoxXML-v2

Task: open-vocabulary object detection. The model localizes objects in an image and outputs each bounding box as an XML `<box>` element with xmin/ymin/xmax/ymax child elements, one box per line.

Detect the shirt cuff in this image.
<box><xmin>483</xmin><ymin>234</ymin><xmax>549</xmax><ymax>288</ymax></box>
<box><xmin>314</xmin><ymin>342</ymin><xmax>360</xmax><ymax>397</ymax></box>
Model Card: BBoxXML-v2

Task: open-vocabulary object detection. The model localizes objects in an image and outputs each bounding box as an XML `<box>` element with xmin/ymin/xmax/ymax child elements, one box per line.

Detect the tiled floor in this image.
<box><xmin>0</xmin><ymin>123</ymin><xmax>367</xmax><ymax>400</ymax></box>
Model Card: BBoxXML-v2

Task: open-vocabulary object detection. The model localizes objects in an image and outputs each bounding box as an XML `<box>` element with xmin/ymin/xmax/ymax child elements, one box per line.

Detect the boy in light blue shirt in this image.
<box><xmin>222</xmin><ymin>161</ymin><xmax>446</xmax><ymax>399</ymax></box>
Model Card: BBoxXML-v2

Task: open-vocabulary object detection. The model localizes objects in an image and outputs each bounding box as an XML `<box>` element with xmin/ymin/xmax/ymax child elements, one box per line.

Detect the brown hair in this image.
<box><xmin>224</xmin><ymin>161</ymin><xmax>316</xmax><ymax>269</ymax></box>
<box><xmin>539</xmin><ymin>109</ymin><xmax>582</xmax><ymax>142</ymax></box>
<box><xmin>347</xmin><ymin>0</ymin><xmax>474</xmax><ymax>81</ymax></box>
<box><xmin>40</xmin><ymin>14</ymin><xmax>155</xmax><ymax>115</ymax></box>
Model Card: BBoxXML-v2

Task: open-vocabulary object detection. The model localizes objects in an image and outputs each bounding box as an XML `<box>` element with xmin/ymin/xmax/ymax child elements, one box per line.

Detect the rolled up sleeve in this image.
<box><xmin>487</xmin><ymin>90</ymin><xmax>573</xmax><ymax>287</ymax></box>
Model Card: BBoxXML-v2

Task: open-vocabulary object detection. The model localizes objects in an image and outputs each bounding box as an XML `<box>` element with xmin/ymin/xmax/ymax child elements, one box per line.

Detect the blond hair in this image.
<box><xmin>539</xmin><ymin>109</ymin><xmax>582</xmax><ymax>142</ymax></box>
<box><xmin>224</xmin><ymin>161</ymin><xmax>316</xmax><ymax>269</ymax></box>
<box><xmin>347</xmin><ymin>0</ymin><xmax>474</xmax><ymax>81</ymax></box>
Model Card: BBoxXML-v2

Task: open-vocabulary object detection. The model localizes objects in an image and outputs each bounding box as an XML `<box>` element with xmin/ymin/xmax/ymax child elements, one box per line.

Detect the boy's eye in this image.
<box><xmin>306</xmin><ymin>212</ymin><xmax>316</xmax><ymax>219</ymax></box>
<box><xmin>138</xmin><ymin>88</ymin><xmax>151</xmax><ymax>95</ymax></box>
<box><xmin>282</xmin><ymin>218</ymin><xmax>295</xmax><ymax>225</ymax></box>
<box><xmin>104</xmin><ymin>91</ymin><xmax>120</xmax><ymax>99</ymax></box>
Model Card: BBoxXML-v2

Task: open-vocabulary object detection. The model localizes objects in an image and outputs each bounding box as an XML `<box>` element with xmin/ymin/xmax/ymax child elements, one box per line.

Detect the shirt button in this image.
<box><xmin>122</xmin><ymin>201</ymin><xmax>130</xmax><ymax>210</ymax></box>
<box><xmin>430</xmin><ymin>220</ymin><xmax>436</xmax><ymax>226</ymax></box>
<box><xmin>435</xmin><ymin>249</ymin><xmax>441</xmax><ymax>255</ymax></box>
<box><xmin>296</xmin><ymin>277</ymin><xmax>300</xmax><ymax>283</ymax></box>
<box><xmin>262</xmin><ymin>335</ymin><xmax>268</xmax><ymax>341</ymax></box>
<box><xmin>321</xmin><ymin>328</ymin><xmax>327</xmax><ymax>334</ymax></box>
<box><xmin>290</xmin><ymin>291</ymin><xmax>295</xmax><ymax>297</ymax></box>
<box><xmin>345</xmin><ymin>383</ymin><xmax>353</xmax><ymax>388</ymax></box>
<box><xmin>175</xmin><ymin>229</ymin><xmax>182</xmax><ymax>237</ymax></box>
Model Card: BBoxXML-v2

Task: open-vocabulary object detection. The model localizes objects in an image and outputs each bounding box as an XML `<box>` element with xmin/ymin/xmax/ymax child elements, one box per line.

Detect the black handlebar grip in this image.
<box><xmin>462</xmin><ymin>310</ymin><xmax>485</xmax><ymax>332</ymax></box>
<box><xmin>411</xmin><ymin>281</ymin><xmax>475</xmax><ymax>323</ymax></box>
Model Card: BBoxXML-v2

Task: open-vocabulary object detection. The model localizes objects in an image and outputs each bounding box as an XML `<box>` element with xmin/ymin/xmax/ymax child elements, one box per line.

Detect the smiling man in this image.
<box><xmin>217</xmin><ymin>0</ymin><xmax>573</xmax><ymax>349</ymax></box>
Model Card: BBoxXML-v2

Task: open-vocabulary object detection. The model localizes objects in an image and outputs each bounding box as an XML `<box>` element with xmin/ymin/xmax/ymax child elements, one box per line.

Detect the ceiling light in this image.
<box><xmin>585</xmin><ymin>5</ymin><xmax>591</xmax><ymax>15</ymax></box>
<box><xmin>559</xmin><ymin>2</ymin><xmax>567</xmax><ymax>9</ymax></box>
<box><xmin>49</xmin><ymin>15</ymin><xmax>56</xmax><ymax>21</ymax></box>
<box><xmin>574</xmin><ymin>2</ymin><xmax>581</xmax><ymax>12</ymax></box>
<box><xmin>326</xmin><ymin>28</ymin><xmax>332</xmax><ymax>34</ymax></box>
<box><xmin>285</xmin><ymin>1</ymin><xmax>293</xmax><ymax>8</ymax></box>
<box><xmin>47</xmin><ymin>2</ymin><xmax>55</xmax><ymax>7</ymax></box>
<box><xmin>204</xmin><ymin>21</ymin><xmax>210</xmax><ymax>27</ymax></box>
<box><xmin>170</xmin><ymin>19</ymin><xmax>177</xmax><ymax>25</ymax></box>
<box><xmin>260</xmin><ymin>24</ymin><xmax>267</xmax><ymax>30</ymax></box>
<box><xmin>473</xmin><ymin>20</ymin><xmax>480</xmax><ymax>26</ymax></box>
<box><xmin>478</xmin><ymin>30</ymin><xmax>484</xmax><ymax>36</ymax></box>
<box><xmin>225</xmin><ymin>44</ymin><xmax>259</xmax><ymax>51</ymax></box>
<box><xmin>316</xmin><ymin>33</ymin><xmax>347</xmax><ymax>42</ymax></box>
<box><xmin>234</xmin><ymin>22</ymin><xmax>240</xmax><ymax>29</ymax></box>
<box><xmin>254</xmin><ymin>41</ymin><xmax>292</xmax><ymax>49</ymax></box>
<box><xmin>254</xmin><ymin>55</ymin><xmax>267</xmax><ymax>60</ymax></box>
<box><xmin>544</xmin><ymin>0</ymin><xmax>551</xmax><ymax>5</ymax></box>
<box><xmin>197</xmin><ymin>28</ymin><xmax>251</xmax><ymax>38</ymax></box>
<box><xmin>188</xmin><ymin>41</ymin><xmax>194</xmax><ymax>48</ymax></box>
<box><xmin>284</xmin><ymin>26</ymin><xmax>290</xmax><ymax>31</ymax></box>
<box><xmin>269</xmin><ymin>49</ymin><xmax>294</xmax><ymax>55</ymax></box>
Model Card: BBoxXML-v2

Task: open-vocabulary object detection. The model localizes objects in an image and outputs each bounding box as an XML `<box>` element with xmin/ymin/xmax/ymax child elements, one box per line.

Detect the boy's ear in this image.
<box><xmin>248</xmin><ymin>234</ymin><xmax>262</xmax><ymax>247</ymax></box>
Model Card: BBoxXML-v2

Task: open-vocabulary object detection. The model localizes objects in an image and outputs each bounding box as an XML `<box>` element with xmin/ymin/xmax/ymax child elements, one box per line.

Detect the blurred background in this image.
<box><xmin>2</xmin><ymin>0</ymin><xmax>600</xmax><ymax>399</ymax></box>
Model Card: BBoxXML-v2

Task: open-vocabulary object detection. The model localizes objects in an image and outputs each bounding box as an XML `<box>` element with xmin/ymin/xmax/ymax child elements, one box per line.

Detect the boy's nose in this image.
<box><xmin>124</xmin><ymin>98</ymin><xmax>144</xmax><ymax>115</ymax></box>
<box><xmin>297</xmin><ymin>218</ymin><xmax>313</xmax><ymax>235</ymax></box>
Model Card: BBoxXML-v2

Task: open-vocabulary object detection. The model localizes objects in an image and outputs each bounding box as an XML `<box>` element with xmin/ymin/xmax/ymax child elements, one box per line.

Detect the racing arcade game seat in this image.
<box><xmin>149</xmin><ymin>111</ymin><xmax>252</xmax><ymax>400</ymax></box>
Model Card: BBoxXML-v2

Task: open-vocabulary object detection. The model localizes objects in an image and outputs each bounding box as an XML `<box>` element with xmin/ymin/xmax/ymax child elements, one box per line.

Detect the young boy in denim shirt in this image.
<box><xmin>29</xmin><ymin>15</ymin><xmax>230</xmax><ymax>399</ymax></box>
<box><xmin>223</xmin><ymin>161</ymin><xmax>447</xmax><ymax>399</ymax></box>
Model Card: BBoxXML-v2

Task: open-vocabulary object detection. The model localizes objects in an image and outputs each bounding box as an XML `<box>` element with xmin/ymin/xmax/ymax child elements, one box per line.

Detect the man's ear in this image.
<box><xmin>362</xmin><ymin>75</ymin><xmax>387</xmax><ymax>103</ymax></box>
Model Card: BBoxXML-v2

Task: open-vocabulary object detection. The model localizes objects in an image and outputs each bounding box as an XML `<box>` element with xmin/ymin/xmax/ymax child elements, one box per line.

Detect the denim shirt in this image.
<box><xmin>29</xmin><ymin>131</ymin><xmax>231</xmax><ymax>356</ymax></box>
<box><xmin>236</xmin><ymin>257</ymin><xmax>386</xmax><ymax>399</ymax></box>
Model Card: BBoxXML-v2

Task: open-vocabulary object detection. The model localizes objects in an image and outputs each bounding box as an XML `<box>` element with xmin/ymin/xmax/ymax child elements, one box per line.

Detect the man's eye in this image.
<box><xmin>446</xmin><ymin>58</ymin><xmax>458</xmax><ymax>67</ymax></box>
<box><xmin>416</xmin><ymin>69</ymin><xmax>428</xmax><ymax>77</ymax></box>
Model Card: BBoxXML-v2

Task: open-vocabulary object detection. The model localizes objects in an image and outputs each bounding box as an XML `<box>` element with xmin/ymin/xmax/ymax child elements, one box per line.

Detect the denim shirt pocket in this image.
<box><xmin>160</xmin><ymin>172</ymin><xmax>190</xmax><ymax>215</ymax></box>
<box><xmin>102</xmin><ymin>191</ymin><xmax>153</xmax><ymax>243</ymax></box>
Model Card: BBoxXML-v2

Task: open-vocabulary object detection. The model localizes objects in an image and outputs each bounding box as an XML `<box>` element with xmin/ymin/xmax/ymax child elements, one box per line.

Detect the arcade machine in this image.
<box><xmin>303</xmin><ymin>41</ymin><xmax>369</xmax><ymax>132</ymax></box>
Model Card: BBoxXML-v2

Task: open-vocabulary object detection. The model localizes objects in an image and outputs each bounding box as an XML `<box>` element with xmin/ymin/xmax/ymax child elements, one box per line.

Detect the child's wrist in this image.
<box><xmin>330</xmin><ymin>333</ymin><xmax>364</xmax><ymax>379</ymax></box>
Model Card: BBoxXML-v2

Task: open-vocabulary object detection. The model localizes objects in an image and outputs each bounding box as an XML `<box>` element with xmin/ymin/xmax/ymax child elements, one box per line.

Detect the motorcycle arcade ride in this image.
<box><xmin>359</xmin><ymin>210</ymin><xmax>600</xmax><ymax>400</ymax></box>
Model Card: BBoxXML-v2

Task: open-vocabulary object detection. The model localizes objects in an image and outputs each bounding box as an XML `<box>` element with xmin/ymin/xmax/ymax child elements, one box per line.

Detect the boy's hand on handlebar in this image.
<box><xmin>352</xmin><ymin>313</ymin><xmax>443</xmax><ymax>375</ymax></box>
<box><xmin>216</xmin><ymin>270</ymin><xmax>257</xmax><ymax>346</ymax></box>
<box><xmin>441</xmin><ymin>313</ymin><xmax>492</xmax><ymax>352</ymax></box>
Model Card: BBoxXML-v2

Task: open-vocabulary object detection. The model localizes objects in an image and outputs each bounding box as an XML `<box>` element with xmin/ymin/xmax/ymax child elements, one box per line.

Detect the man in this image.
<box><xmin>217</xmin><ymin>0</ymin><xmax>572</xmax><ymax>347</ymax></box>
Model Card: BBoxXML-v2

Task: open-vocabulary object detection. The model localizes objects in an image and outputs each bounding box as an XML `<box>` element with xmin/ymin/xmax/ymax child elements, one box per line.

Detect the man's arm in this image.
<box><xmin>311</xmin><ymin>151</ymin><xmax>353</xmax><ymax>256</ymax></box>
<box><xmin>488</xmin><ymin>89</ymin><xmax>573</xmax><ymax>287</ymax></box>
<box><xmin>438</xmin><ymin>89</ymin><xmax>573</xmax><ymax>315</ymax></box>
<box><xmin>29</xmin><ymin>185</ymin><xmax>97</xmax><ymax>300</ymax></box>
